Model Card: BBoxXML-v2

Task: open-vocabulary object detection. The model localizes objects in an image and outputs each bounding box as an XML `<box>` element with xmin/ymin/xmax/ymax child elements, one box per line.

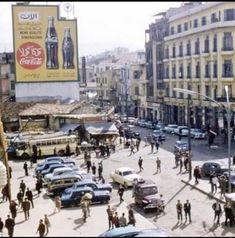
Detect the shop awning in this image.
<box><xmin>85</xmin><ymin>122</ymin><xmax>119</xmax><ymax>135</ymax></box>
<box><xmin>60</xmin><ymin>123</ymin><xmax>80</xmax><ymax>133</ymax></box>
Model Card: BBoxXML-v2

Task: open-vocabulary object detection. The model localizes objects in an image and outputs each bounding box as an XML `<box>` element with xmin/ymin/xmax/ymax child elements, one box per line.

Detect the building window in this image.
<box><xmin>187</xmin><ymin>63</ymin><xmax>191</xmax><ymax>78</ymax></box>
<box><xmin>171</xmin><ymin>26</ymin><xmax>174</xmax><ymax>35</ymax></box>
<box><xmin>201</xmin><ymin>16</ymin><xmax>207</xmax><ymax>26</ymax></box>
<box><xmin>223</xmin><ymin>32</ymin><xmax>233</xmax><ymax>51</ymax></box>
<box><xmin>214</xmin><ymin>85</ymin><xmax>217</xmax><ymax>99</ymax></box>
<box><xmin>196</xmin><ymin>62</ymin><xmax>200</xmax><ymax>78</ymax></box>
<box><xmin>205</xmin><ymin>85</ymin><xmax>210</xmax><ymax>97</ymax></box>
<box><xmin>184</xmin><ymin>22</ymin><xmax>188</xmax><ymax>31</ymax></box>
<box><xmin>213</xmin><ymin>61</ymin><xmax>217</xmax><ymax>78</ymax></box>
<box><xmin>172</xmin><ymin>85</ymin><xmax>176</xmax><ymax>97</ymax></box>
<box><xmin>205</xmin><ymin>62</ymin><xmax>210</xmax><ymax>78</ymax></box>
<box><xmin>204</xmin><ymin>36</ymin><xmax>209</xmax><ymax>53</ymax></box>
<box><xmin>195</xmin><ymin>38</ymin><xmax>200</xmax><ymax>54</ymax></box>
<box><xmin>172</xmin><ymin>44</ymin><xmax>176</xmax><ymax>58</ymax></box>
<box><xmin>211</xmin><ymin>13</ymin><xmax>218</xmax><ymax>23</ymax></box>
<box><xmin>10</xmin><ymin>81</ymin><xmax>15</xmax><ymax>90</ymax></box>
<box><xmin>197</xmin><ymin>85</ymin><xmax>200</xmax><ymax>95</ymax></box>
<box><xmin>213</xmin><ymin>34</ymin><xmax>217</xmax><ymax>52</ymax></box>
<box><xmin>165</xmin><ymin>65</ymin><xmax>169</xmax><ymax>79</ymax></box>
<box><xmin>177</xmin><ymin>24</ymin><xmax>182</xmax><ymax>33</ymax></box>
<box><xmin>224</xmin><ymin>9</ymin><xmax>235</xmax><ymax>21</ymax></box>
<box><xmin>166</xmin><ymin>87</ymin><xmax>169</xmax><ymax>97</ymax></box>
<box><xmin>193</xmin><ymin>19</ymin><xmax>198</xmax><ymax>28</ymax></box>
<box><xmin>172</xmin><ymin>65</ymin><xmax>176</xmax><ymax>78</ymax></box>
<box><xmin>223</xmin><ymin>60</ymin><xmax>233</xmax><ymax>77</ymax></box>
<box><xmin>179</xmin><ymin>64</ymin><xmax>183</xmax><ymax>78</ymax></box>
<box><xmin>164</xmin><ymin>47</ymin><xmax>169</xmax><ymax>59</ymax></box>
<box><xmin>186</xmin><ymin>41</ymin><xmax>191</xmax><ymax>56</ymax></box>
<box><xmin>179</xmin><ymin>42</ymin><xmax>183</xmax><ymax>57</ymax></box>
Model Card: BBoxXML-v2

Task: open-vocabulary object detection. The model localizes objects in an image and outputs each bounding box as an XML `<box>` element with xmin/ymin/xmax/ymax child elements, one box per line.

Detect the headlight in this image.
<box><xmin>142</xmin><ymin>199</ymin><xmax>149</xmax><ymax>204</ymax></box>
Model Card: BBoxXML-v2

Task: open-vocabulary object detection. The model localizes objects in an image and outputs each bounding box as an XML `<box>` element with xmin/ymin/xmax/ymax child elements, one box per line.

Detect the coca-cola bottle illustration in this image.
<box><xmin>45</xmin><ymin>16</ymin><xmax>59</xmax><ymax>69</ymax></box>
<box><xmin>62</xmin><ymin>27</ymin><xmax>74</xmax><ymax>69</ymax></box>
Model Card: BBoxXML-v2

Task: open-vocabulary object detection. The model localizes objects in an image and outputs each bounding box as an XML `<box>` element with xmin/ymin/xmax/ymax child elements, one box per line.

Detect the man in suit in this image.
<box><xmin>184</xmin><ymin>200</ymin><xmax>192</xmax><ymax>223</ymax></box>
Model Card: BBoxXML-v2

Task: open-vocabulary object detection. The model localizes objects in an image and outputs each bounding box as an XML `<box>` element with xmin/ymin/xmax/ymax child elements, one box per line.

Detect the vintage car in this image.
<box><xmin>200</xmin><ymin>161</ymin><xmax>229</xmax><ymax>177</ymax></box>
<box><xmin>174</xmin><ymin>140</ymin><xmax>189</xmax><ymax>153</ymax></box>
<box><xmin>133</xmin><ymin>179</ymin><xmax>161</xmax><ymax>212</ymax></box>
<box><xmin>152</xmin><ymin>130</ymin><xmax>166</xmax><ymax>141</ymax></box>
<box><xmin>61</xmin><ymin>186</ymin><xmax>110</xmax><ymax>207</ymax></box>
<box><xmin>190</xmin><ymin>128</ymin><xmax>207</xmax><ymax>139</ymax></box>
<box><xmin>164</xmin><ymin>124</ymin><xmax>178</xmax><ymax>134</ymax></box>
<box><xmin>110</xmin><ymin>167</ymin><xmax>143</xmax><ymax>188</ymax></box>
<box><xmin>63</xmin><ymin>179</ymin><xmax>112</xmax><ymax>194</ymax></box>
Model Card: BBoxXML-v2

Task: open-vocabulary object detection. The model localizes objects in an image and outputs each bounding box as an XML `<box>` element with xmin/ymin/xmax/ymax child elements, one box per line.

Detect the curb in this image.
<box><xmin>181</xmin><ymin>179</ymin><xmax>226</xmax><ymax>204</ymax></box>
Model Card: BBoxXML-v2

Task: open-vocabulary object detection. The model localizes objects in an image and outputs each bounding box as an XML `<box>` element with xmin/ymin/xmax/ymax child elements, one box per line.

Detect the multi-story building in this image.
<box><xmin>146</xmin><ymin>2</ymin><xmax>235</xmax><ymax>130</ymax></box>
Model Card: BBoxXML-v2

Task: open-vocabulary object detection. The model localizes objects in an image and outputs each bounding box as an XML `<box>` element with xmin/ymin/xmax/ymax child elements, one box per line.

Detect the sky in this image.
<box><xmin>0</xmin><ymin>1</ymin><xmax>182</xmax><ymax>56</ymax></box>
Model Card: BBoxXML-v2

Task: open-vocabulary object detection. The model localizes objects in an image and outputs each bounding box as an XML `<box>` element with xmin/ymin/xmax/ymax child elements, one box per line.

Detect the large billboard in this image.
<box><xmin>12</xmin><ymin>5</ymin><xmax>79</xmax><ymax>82</ymax></box>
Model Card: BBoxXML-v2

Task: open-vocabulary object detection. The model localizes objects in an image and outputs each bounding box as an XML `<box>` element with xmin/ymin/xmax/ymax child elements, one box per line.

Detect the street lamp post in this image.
<box><xmin>187</xmin><ymin>95</ymin><xmax>192</xmax><ymax>180</ymax></box>
<box><xmin>173</xmin><ymin>87</ymin><xmax>232</xmax><ymax>193</ymax></box>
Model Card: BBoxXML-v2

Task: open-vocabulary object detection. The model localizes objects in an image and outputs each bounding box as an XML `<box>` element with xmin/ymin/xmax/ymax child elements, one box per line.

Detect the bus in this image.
<box><xmin>13</xmin><ymin>134</ymin><xmax>78</xmax><ymax>160</ymax></box>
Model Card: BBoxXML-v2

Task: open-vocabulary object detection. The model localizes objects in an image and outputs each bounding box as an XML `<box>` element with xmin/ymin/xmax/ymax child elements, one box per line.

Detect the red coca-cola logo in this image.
<box><xmin>16</xmin><ymin>42</ymin><xmax>44</xmax><ymax>70</ymax></box>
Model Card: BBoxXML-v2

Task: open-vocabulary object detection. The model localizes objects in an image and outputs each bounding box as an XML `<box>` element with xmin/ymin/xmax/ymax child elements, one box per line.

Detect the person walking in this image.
<box><xmin>9</xmin><ymin>200</ymin><xmax>18</xmax><ymax>220</ymax></box>
<box><xmin>44</xmin><ymin>214</ymin><xmax>50</xmax><ymax>234</ymax></box>
<box><xmin>118</xmin><ymin>185</ymin><xmax>125</xmax><ymax>203</ymax></box>
<box><xmin>106</xmin><ymin>205</ymin><xmax>114</xmax><ymax>230</ymax></box>
<box><xmin>16</xmin><ymin>190</ymin><xmax>23</xmax><ymax>208</ymax></box>
<box><xmin>193</xmin><ymin>166</ymin><xmax>201</xmax><ymax>184</ymax></box>
<box><xmin>119</xmin><ymin>213</ymin><xmax>127</xmax><ymax>227</ymax></box>
<box><xmin>138</xmin><ymin>157</ymin><xmax>144</xmax><ymax>171</ymax></box>
<box><xmin>23</xmin><ymin>162</ymin><xmax>28</xmax><ymax>176</ymax></box>
<box><xmin>219</xmin><ymin>175</ymin><xmax>227</xmax><ymax>197</ymax></box>
<box><xmin>20</xmin><ymin>180</ymin><xmax>26</xmax><ymax>196</ymax></box>
<box><xmin>113</xmin><ymin>212</ymin><xmax>120</xmax><ymax>228</ymax></box>
<box><xmin>0</xmin><ymin>217</ymin><xmax>4</xmax><ymax>234</ymax></box>
<box><xmin>65</xmin><ymin>143</ymin><xmax>71</xmax><ymax>156</ymax></box>
<box><xmin>86</xmin><ymin>158</ymin><xmax>92</xmax><ymax>173</ymax></box>
<box><xmin>22</xmin><ymin>198</ymin><xmax>31</xmax><ymax>220</ymax></box>
<box><xmin>211</xmin><ymin>175</ymin><xmax>218</xmax><ymax>193</ymax></box>
<box><xmin>54</xmin><ymin>196</ymin><xmax>61</xmax><ymax>213</ymax></box>
<box><xmin>156</xmin><ymin>157</ymin><xmax>161</xmax><ymax>173</ymax></box>
<box><xmin>129</xmin><ymin>142</ymin><xmax>135</xmax><ymax>156</ymax></box>
<box><xmin>80</xmin><ymin>199</ymin><xmax>88</xmax><ymax>223</ymax></box>
<box><xmin>98</xmin><ymin>162</ymin><xmax>103</xmax><ymax>180</ymax></box>
<box><xmin>128</xmin><ymin>208</ymin><xmax>136</xmax><ymax>226</ymax></box>
<box><xmin>176</xmin><ymin>200</ymin><xmax>183</xmax><ymax>223</ymax></box>
<box><xmin>91</xmin><ymin>162</ymin><xmax>96</xmax><ymax>176</ymax></box>
<box><xmin>35</xmin><ymin>178</ymin><xmax>42</xmax><ymax>196</ymax></box>
<box><xmin>5</xmin><ymin>215</ymin><xmax>15</xmax><ymax>237</ymax></box>
<box><xmin>26</xmin><ymin>187</ymin><xmax>34</xmax><ymax>208</ymax></box>
<box><xmin>184</xmin><ymin>200</ymin><xmax>191</xmax><ymax>223</ymax></box>
<box><xmin>150</xmin><ymin>140</ymin><xmax>154</xmax><ymax>153</ymax></box>
<box><xmin>179</xmin><ymin>157</ymin><xmax>183</xmax><ymax>173</ymax></box>
<box><xmin>155</xmin><ymin>140</ymin><xmax>159</xmax><ymax>153</ymax></box>
<box><xmin>36</xmin><ymin>219</ymin><xmax>45</xmax><ymax>237</ymax></box>
<box><xmin>212</xmin><ymin>201</ymin><xmax>222</xmax><ymax>225</ymax></box>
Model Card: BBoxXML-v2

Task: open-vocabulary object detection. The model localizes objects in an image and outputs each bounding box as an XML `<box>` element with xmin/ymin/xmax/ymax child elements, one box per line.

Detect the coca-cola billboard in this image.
<box><xmin>16</xmin><ymin>42</ymin><xmax>44</xmax><ymax>70</ymax></box>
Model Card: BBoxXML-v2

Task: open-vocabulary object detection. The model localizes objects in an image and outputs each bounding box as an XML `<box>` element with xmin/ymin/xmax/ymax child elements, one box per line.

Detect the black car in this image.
<box><xmin>200</xmin><ymin>161</ymin><xmax>229</xmax><ymax>177</ymax></box>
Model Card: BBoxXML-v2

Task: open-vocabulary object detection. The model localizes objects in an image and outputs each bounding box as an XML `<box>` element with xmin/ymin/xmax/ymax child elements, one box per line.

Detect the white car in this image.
<box><xmin>110</xmin><ymin>167</ymin><xmax>143</xmax><ymax>188</ymax></box>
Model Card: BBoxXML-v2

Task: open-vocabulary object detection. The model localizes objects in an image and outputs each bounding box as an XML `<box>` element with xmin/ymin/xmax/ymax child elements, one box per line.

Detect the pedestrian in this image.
<box><xmin>44</xmin><ymin>214</ymin><xmax>50</xmax><ymax>234</ymax></box>
<box><xmin>23</xmin><ymin>162</ymin><xmax>28</xmax><ymax>176</ymax></box>
<box><xmin>179</xmin><ymin>157</ymin><xmax>183</xmax><ymax>173</ymax></box>
<box><xmin>212</xmin><ymin>201</ymin><xmax>222</xmax><ymax>225</ymax></box>
<box><xmin>20</xmin><ymin>180</ymin><xmax>26</xmax><ymax>196</ymax></box>
<box><xmin>106</xmin><ymin>205</ymin><xmax>114</xmax><ymax>230</ymax></box>
<box><xmin>36</xmin><ymin>219</ymin><xmax>45</xmax><ymax>237</ymax></box>
<box><xmin>118</xmin><ymin>185</ymin><xmax>125</xmax><ymax>203</ymax></box>
<box><xmin>138</xmin><ymin>156</ymin><xmax>144</xmax><ymax>171</ymax></box>
<box><xmin>128</xmin><ymin>208</ymin><xmax>136</xmax><ymax>226</ymax></box>
<box><xmin>26</xmin><ymin>187</ymin><xmax>34</xmax><ymax>208</ymax></box>
<box><xmin>38</xmin><ymin>147</ymin><xmax>42</xmax><ymax>159</ymax></box>
<box><xmin>86</xmin><ymin>158</ymin><xmax>91</xmax><ymax>173</ymax></box>
<box><xmin>219</xmin><ymin>175</ymin><xmax>227</xmax><ymax>197</ymax></box>
<box><xmin>80</xmin><ymin>198</ymin><xmax>88</xmax><ymax>222</ymax></box>
<box><xmin>193</xmin><ymin>166</ymin><xmax>201</xmax><ymax>184</ymax></box>
<box><xmin>129</xmin><ymin>142</ymin><xmax>135</xmax><ymax>156</ymax></box>
<box><xmin>132</xmin><ymin>178</ymin><xmax>138</xmax><ymax>198</ymax></box>
<box><xmin>16</xmin><ymin>190</ymin><xmax>23</xmax><ymax>208</ymax></box>
<box><xmin>35</xmin><ymin>178</ymin><xmax>42</xmax><ymax>196</ymax></box>
<box><xmin>211</xmin><ymin>174</ymin><xmax>218</xmax><ymax>193</ymax></box>
<box><xmin>156</xmin><ymin>157</ymin><xmax>161</xmax><ymax>173</ymax></box>
<box><xmin>119</xmin><ymin>213</ymin><xmax>127</xmax><ymax>227</ymax></box>
<box><xmin>0</xmin><ymin>217</ymin><xmax>4</xmax><ymax>234</ymax></box>
<box><xmin>150</xmin><ymin>140</ymin><xmax>154</xmax><ymax>153</ymax></box>
<box><xmin>81</xmin><ymin>194</ymin><xmax>91</xmax><ymax>217</ymax></box>
<box><xmin>91</xmin><ymin>162</ymin><xmax>96</xmax><ymax>176</ymax></box>
<box><xmin>53</xmin><ymin>147</ymin><xmax>57</xmax><ymax>155</ymax></box>
<box><xmin>176</xmin><ymin>200</ymin><xmax>183</xmax><ymax>223</ymax></box>
<box><xmin>98</xmin><ymin>162</ymin><xmax>103</xmax><ymax>180</ymax></box>
<box><xmin>75</xmin><ymin>144</ymin><xmax>80</xmax><ymax>156</ymax></box>
<box><xmin>5</xmin><ymin>215</ymin><xmax>15</xmax><ymax>237</ymax></box>
<box><xmin>184</xmin><ymin>156</ymin><xmax>189</xmax><ymax>171</ymax></box>
<box><xmin>9</xmin><ymin>200</ymin><xmax>18</xmax><ymax>220</ymax></box>
<box><xmin>1</xmin><ymin>184</ymin><xmax>9</xmax><ymax>202</ymax></box>
<box><xmin>184</xmin><ymin>200</ymin><xmax>191</xmax><ymax>223</ymax></box>
<box><xmin>113</xmin><ymin>212</ymin><xmax>120</xmax><ymax>228</ymax></box>
<box><xmin>54</xmin><ymin>196</ymin><xmax>61</xmax><ymax>213</ymax></box>
<box><xmin>136</xmin><ymin>139</ymin><xmax>140</xmax><ymax>152</ymax></box>
<box><xmin>175</xmin><ymin>152</ymin><xmax>180</xmax><ymax>167</ymax></box>
<box><xmin>65</xmin><ymin>143</ymin><xmax>70</xmax><ymax>156</ymax></box>
<box><xmin>158</xmin><ymin>194</ymin><xmax>165</xmax><ymax>214</ymax></box>
<box><xmin>22</xmin><ymin>198</ymin><xmax>31</xmax><ymax>220</ymax></box>
<box><xmin>155</xmin><ymin>140</ymin><xmax>159</xmax><ymax>152</ymax></box>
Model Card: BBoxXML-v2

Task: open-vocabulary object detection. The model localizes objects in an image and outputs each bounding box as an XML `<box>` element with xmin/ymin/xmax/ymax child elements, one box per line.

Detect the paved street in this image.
<box><xmin>1</xmin><ymin>126</ymin><xmax>235</xmax><ymax>237</ymax></box>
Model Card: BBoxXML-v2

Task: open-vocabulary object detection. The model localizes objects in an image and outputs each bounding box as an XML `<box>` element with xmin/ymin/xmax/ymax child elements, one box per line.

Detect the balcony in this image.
<box><xmin>222</xmin><ymin>75</ymin><xmax>234</xmax><ymax>82</ymax></box>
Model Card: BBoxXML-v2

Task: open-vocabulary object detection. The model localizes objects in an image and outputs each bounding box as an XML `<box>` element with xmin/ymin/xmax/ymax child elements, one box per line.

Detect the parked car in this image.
<box><xmin>174</xmin><ymin>140</ymin><xmax>189</xmax><ymax>153</ymax></box>
<box><xmin>164</xmin><ymin>124</ymin><xmax>178</xmax><ymax>134</ymax></box>
<box><xmin>133</xmin><ymin>179</ymin><xmax>160</xmax><ymax>212</ymax></box>
<box><xmin>154</xmin><ymin>123</ymin><xmax>165</xmax><ymax>131</ymax></box>
<box><xmin>41</xmin><ymin>164</ymin><xmax>70</xmax><ymax>177</ymax></box>
<box><xmin>35</xmin><ymin>161</ymin><xmax>61</xmax><ymax>175</ymax></box>
<box><xmin>200</xmin><ymin>161</ymin><xmax>229</xmax><ymax>177</ymax></box>
<box><xmin>110</xmin><ymin>167</ymin><xmax>143</xmax><ymax>188</ymax></box>
<box><xmin>174</xmin><ymin>126</ymin><xmax>188</xmax><ymax>136</ymax></box>
<box><xmin>99</xmin><ymin>226</ymin><xmax>171</xmax><ymax>237</ymax></box>
<box><xmin>64</xmin><ymin>179</ymin><xmax>112</xmax><ymax>194</ymax></box>
<box><xmin>152</xmin><ymin>130</ymin><xmax>166</xmax><ymax>141</ymax></box>
<box><xmin>127</xmin><ymin>117</ymin><xmax>138</xmax><ymax>125</ymax></box>
<box><xmin>190</xmin><ymin>128</ymin><xmax>207</xmax><ymax>139</ymax></box>
<box><xmin>61</xmin><ymin>186</ymin><xmax>110</xmax><ymax>207</ymax></box>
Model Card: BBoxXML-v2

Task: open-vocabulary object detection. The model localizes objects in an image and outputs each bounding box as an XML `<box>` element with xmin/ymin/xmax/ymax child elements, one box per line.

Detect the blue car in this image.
<box><xmin>61</xmin><ymin>187</ymin><xmax>110</xmax><ymax>207</ymax></box>
<box><xmin>63</xmin><ymin>179</ymin><xmax>112</xmax><ymax>194</ymax></box>
<box><xmin>41</xmin><ymin>164</ymin><xmax>71</xmax><ymax>177</ymax></box>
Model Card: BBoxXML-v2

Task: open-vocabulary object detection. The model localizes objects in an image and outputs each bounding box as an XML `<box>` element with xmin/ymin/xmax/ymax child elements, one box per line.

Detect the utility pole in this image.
<box><xmin>187</xmin><ymin>95</ymin><xmax>192</xmax><ymax>180</ymax></box>
<box><xmin>124</xmin><ymin>64</ymin><xmax>128</xmax><ymax>123</ymax></box>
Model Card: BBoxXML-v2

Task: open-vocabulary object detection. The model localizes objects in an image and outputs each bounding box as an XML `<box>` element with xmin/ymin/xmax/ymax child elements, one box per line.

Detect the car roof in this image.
<box><xmin>115</xmin><ymin>167</ymin><xmax>135</xmax><ymax>172</ymax></box>
<box><xmin>74</xmin><ymin>180</ymin><xmax>95</xmax><ymax>186</ymax></box>
<box><xmin>135</xmin><ymin>228</ymin><xmax>171</xmax><ymax>237</ymax></box>
<box><xmin>136</xmin><ymin>179</ymin><xmax>157</xmax><ymax>188</ymax></box>
<box><xmin>71</xmin><ymin>187</ymin><xmax>93</xmax><ymax>193</ymax></box>
<box><xmin>99</xmin><ymin>226</ymin><xmax>141</xmax><ymax>237</ymax></box>
<box><xmin>50</xmin><ymin>173</ymin><xmax>82</xmax><ymax>181</ymax></box>
<box><xmin>53</xmin><ymin>167</ymin><xmax>72</xmax><ymax>172</ymax></box>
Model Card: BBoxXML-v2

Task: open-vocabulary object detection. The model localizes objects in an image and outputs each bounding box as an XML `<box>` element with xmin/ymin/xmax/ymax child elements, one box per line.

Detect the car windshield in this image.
<box><xmin>123</xmin><ymin>170</ymin><xmax>134</xmax><ymax>176</ymax></box>
<box><xmin>142</xmin><ymin>186</ymin><xmax>158</xmax><ymax>196</ymax></box>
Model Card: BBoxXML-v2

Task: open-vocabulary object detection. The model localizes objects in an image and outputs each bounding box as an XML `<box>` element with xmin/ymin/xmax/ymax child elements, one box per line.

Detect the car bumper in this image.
<box><xmin>143</xmin><ymin>203</ymin><xmax>159</xmax><ymax>210</ymax></box>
